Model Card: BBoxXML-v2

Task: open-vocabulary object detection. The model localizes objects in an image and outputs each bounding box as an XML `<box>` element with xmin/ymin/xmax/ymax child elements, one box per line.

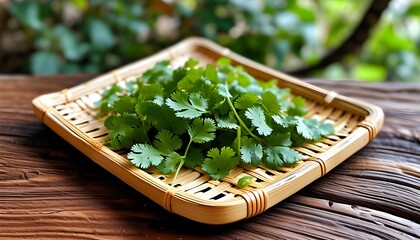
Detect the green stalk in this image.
<box><xmin>172</xmin><ymin>158</ymin><xmax>184</xmax><ymax>186</ymax></box>
<box><xmin>236</xmin><ymin>126</ymin><xmax>241</xmax><ymax>157</ymax></box>
<box><xmin>225</xmin><ymin>95</ymin><xmax>263</xmax><ymax>142</ymax></box>
<box><xmin>172</xmin><ymin>139</ymin><xmax>193</xmax><ymax>185</ymax></box>
<box><xmin>183</xmin><ymin>139</ymin><xmax>193</xmax><ymax>158</ymax></box>
<box><xmin>140</xmin><ymin>120</ymin><xmax>151</xmax><ymax>144</ymax></box>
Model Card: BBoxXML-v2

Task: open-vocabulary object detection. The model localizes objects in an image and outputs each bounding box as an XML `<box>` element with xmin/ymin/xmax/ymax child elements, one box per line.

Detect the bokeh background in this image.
<box><xmin>0</xmin><ymin>0</ymin><xmax>419</xmax><ymax>82</ymax></box>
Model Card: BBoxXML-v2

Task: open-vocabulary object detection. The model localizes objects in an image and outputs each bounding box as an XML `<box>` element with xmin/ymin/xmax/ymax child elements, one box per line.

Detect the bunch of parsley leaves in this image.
<box><xmin>99</xmin><ymin>58</ymin><xmax>334</xmax><ymax>186</ymax></box>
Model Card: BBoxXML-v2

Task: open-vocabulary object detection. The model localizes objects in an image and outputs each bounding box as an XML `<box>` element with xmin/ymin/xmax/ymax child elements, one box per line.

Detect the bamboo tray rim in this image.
<box><xmin>32</xmin><ymin>37</ymin><xmax>384</xmax><ymax>224</ymax></box>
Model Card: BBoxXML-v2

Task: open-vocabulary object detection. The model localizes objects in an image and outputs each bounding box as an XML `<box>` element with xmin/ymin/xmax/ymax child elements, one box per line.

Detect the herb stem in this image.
<box><xmin>225</xmin><ymin>92</ymin><xmax>263</xmax><ymax>142</ymax></box>
<box><xmin>172</xmin><ymin>138</ymin><xmax>193</xmax><ymax>185</ymax></box>
<box><xmin>172</xmin><ymin>158</ymin><xmax>184</xmax><ymax>186</ymax></box>
<box><xmin>236</xmin><ymin>126</ymin><xmax>241</xmax><ymax>156</ymax></box>
<box><xmin>183</xmin><ymin>139</ymin><xmax>193</xmax><ymax>158</ymax></box>
<box><xmin>141</xmin><ymin>120</ymin><xmax>151</xmax><ymax>144</ymax></box>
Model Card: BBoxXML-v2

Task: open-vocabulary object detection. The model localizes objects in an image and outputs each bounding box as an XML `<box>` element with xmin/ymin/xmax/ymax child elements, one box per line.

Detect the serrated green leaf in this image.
<box><xmin>296</xmin><ymin>118</ymin><xmax>314</xmax><ymax>140</ymax></box>
<box><xmin>226</xmin><ymin>71</ymin><xmax>237</xmax><ymax>85</ymax></box>
<box><xmin>264</xmin><ymin>146</ymin><xmax>300</xmax><ymax>169</ymax></box>
<box><xmin>240</xmin><ymin>137</ymin><xmax>263</xmax><ymax>165</ymax></box>
<box><xmin>237</xmin><ymin>72</ymin><xmax>253</xmax><ymax>87</ymax></box>
<box><xmin>125</xmin><ymin>81</ymin><xmax>137</xmax><ymax>95</ymax></box>
<box><xmin>296</xmin><ymin>118</ymin><xmax>334</xmax><ymax>141</ymax></box>
<box><xmin>141</xmin><ymin>61</ymin><xmax>173</xmax><ymax>87</ymax></box>
<box><xmin>166</xmin><ymin>92</ymin><xmax>208</xmax><ymax>119</ymax></box>
<box><xmin>218</xmin><ymin>130</ymin><xmax>238</xmax><ymax>148</ymax></box>
<box><xmin>184</xmin><ymin>59</ymin><xmax>199</xmax><ymax>68</ymax></box>
<box><xmin>216</xmin><ymin>57</ymin><xmax>231</xmax><ymax>67</ymax></box>
<box><xmin>245</xmin><ymin>106</ymin><xmax>273</xmax><ymax>136</ymax></box>
<box><xmin>153</xmin><ymin>129</ymin><xmax>182</xmax><ymax>155</ymax></box>
<box><xmin>205</xmin><ymin>64</ymin><xmax>219</xmax><ymax>83</ymax></box>
<box><xmin>188</xmin><ymin>118</ymin><xmax>216</xmax><ymax>143</ymax></box>
<box><xmin>279</xmin><ymin>147</ymin><xmax>300</xmax><ymax>165</ymax></box>
<box><xmin>266</xmin><ymin>133</ymin><xmax>292</xmax><ymax>147</ymax></box>
<box><xmin>203</xmin><ymin>87</ymin><xmax>224</xmax><ymax>111</ymax></box>
<box><xmin>136</xmin><ymin>101</ymin><xmax>166</xmax><ymax>128</ymax></box>
<box><xmin>288</xmin><ymin>96</ymin><xmax>308</xmax><ymax>116</ymax></box>
<box><xmin>189</xmin><ymin>92</ymin><xmax>208</xmax><ymax>111</ymax></box>
<box><xmin>217</xmin><ymin>83</ymin><xmax>232</xmax><ymax>98</ymax></box>
<box><xmin>272</xmin><ymin>115</ymin><xmax>289</xmax><ymax>127</ymax></box>
<box><xmin>177</xmin><ymin>68</ymin><xmax>205</xmax><ymax>91</ymax></box>
<box><xmin>137</xmin><ymin>83</ymin><xmax>164</xmax><ymax>102</ymax></box>
<box><xmin>98</xmin><ymin>85</ymin><xmax>123</xmax><ymax>114</ymax></box>
<box><xmin>136</xmin><ymin>102</ymin><xmax>188</xmax><ymax>135</ymax></box>
<box><xmin>184</xmin><ymin>147</ymin><xmax>203</xmax><ymax>169</ymax></box>
<box><xmin>111</xmin><ymin>96</ymin><xmax>136</xmax><ymax>114</ymax></box>
<box><xmin>128</xmin><ymin>144</ymin><xmax>163</xmax><ymax>168</ymax></box>
<box><xmin>318</xmin><ymin>122</ymin><xmax>335</xmax><ymax>136</ymax></box>
<box><xmin>156</xmin><ymin>152</ymin><xmax>183</xmax><ymax>174</ymax></box>
<box><xmin>202</xmin><ymin>147</ymin><xmax>239</xmax><ymax>180</ymax></box>
<box><xmin>261</xmin><ymin>91</ymin><xmax>281</xmax><ymax>115</ymax></box>
<box><xmin>172</xmin><ymin>67</ymin><xmax>187</xmax><ymax>83</ymax></box>
<box><xmin>215</xmin><ymin>115</ymin><xmax>238</xmax><ymax>129</ymax></box>
<box><xmin>104</xmin><ymin>113</ymin><xmax>144</xmax><ymax>150</ymax></box>
<box><xmin>234</xmin><ymin>92</ymin><xmax>259</xmax><ymax>110</ymax></box>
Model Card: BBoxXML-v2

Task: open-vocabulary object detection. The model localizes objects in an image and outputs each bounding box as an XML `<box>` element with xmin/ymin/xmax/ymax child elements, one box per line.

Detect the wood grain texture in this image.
<box><xmin>0</xmin><ymin>75</ymin><xmax>419</xmax><ymax>239</ymax></box>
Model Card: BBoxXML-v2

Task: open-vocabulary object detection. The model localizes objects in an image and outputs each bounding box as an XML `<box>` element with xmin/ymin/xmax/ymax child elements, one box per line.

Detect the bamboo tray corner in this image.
<box><xmin>32</xmin><ymin>37</ymin><xmax>384</xmax><ymax>224</ymax></box>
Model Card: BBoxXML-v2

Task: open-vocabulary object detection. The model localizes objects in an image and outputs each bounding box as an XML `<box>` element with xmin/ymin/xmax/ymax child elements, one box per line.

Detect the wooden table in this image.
<box><xmin>1</xmin><ymin>75</ymin><xmax>419</xmax><ymax>239</ymax></box>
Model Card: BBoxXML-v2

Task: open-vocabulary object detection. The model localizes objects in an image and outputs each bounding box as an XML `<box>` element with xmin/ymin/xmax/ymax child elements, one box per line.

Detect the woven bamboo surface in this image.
<box><xmin>32</xmin><ymin>37</ymin><xmax>383</xmax><ymax>224</ymax></box>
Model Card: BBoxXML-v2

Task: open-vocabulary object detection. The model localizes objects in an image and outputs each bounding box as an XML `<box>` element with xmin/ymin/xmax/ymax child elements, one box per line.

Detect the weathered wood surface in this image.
<box><xmin>0</xmin><ymin>75</ymin><xmax>419</xmax><ymax>239</ymax></box>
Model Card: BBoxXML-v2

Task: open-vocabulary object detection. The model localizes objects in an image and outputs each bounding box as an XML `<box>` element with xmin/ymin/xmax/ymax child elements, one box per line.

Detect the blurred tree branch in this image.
<box><xmin>289</xmin><ymin>0</ymin><xmax>391</xmax><ymax>76</ymax></box>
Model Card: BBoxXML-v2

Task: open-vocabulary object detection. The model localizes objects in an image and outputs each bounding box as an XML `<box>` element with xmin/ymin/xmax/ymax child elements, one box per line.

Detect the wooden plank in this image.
<box><xmin>0</xmin><ymin>75</ymin><xmax>419</xmax><ymax>239</ymax></box>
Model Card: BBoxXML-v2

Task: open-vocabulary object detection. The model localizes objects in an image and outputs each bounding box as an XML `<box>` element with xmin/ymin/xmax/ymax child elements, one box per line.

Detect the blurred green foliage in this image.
<box><xmin>321</xmin><ymin>0</ymin><xmax>420</xmax><ymax>82</ymax></box>
<box><xmin>5</xmin><ymin>0</ymin><xmax>420</xmax><ymax>82</ymax></box>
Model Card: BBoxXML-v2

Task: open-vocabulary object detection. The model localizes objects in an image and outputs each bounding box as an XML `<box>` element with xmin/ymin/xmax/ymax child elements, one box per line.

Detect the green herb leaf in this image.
<box><xmin>296</xmin><ymin>118</ymin><xmax>334</xmax><ymax>141</ymax></box>
<box><xmin>136</xmin><ymin>102</ymin><xmax>188</xmax><ymax>135</ymax></box>
<box><xmin>104</xmin><ymin>113</ymin><xmax>144</xmax><ymax>150</ymax></box>
<box><xmin>266</xmin><ymin>133</ymin><xmax>292</xmax><ymax>147</ymax></box>
<box><xmin>184</xmin><ymin>147</ymin><xmax>203</xmax><ymax>169</ymax></box>
<box><xmin>128</xmin><ymin>144</ymin><xmax>164</xmax><ymax>168</ymax></box>
<box><xmin>272</xmin><ymin>115</ymin><xmax>289</xmax><ymax>127</ymax></box>
<box><xmin>188</xmin><ymin>118</ymin><xmax>216</xmax><ymax>143</ymax></box>
<box><xmin>215</xmin><ymin>115</ymin><xmax>238</xmax><ymax>129</ymax></box>
<box><xmin>141</xmin><ymin>61</ymin><xmax>171</xmax><ymax>83</ymax></box>
<box><xmin>240</xmin><ymin>137</ymin><xmax>263</xmax><ymax>165</ymax></box>
<box><xmin>205</xmin><ymin>64</ymin><xmax>219</xmax><ymax>83</ymax></box>
<box><xmin>111</xmin><ymin>96</ymin><xmax>136</xmax><ymax>114</ymax></box>
<box><xmin>245</xmin><ymin>106</ymin><xmax>273</xmax><ymax>136</ymax></box>
<box><xmin>234</xmin><ymin>92</ymin><xmax>259</xmax><ymax>110</ymax></box>
<box><xmin>202</xmin><ymin>147</ymin><xmax>239</xmax><ymax>179</ymax></box>
<box><xmin>97</xmin><ymin>85</ymin><xmax>123</xmax><ymax>114</ymax></box>
<box><xmin>288</xmin><ymin>96</ymin><xmax>308</xmax><ymax>116</ymax></box>
<box><xmin>261</xmin><ymin>91</ymin><xmax>281</xmax><ymax>115</ymax></box>
<box><xmin>264</xmin><ymin>146</ymin><xmax>300</xmax><ymax>169</ymax></box>
<box><xmin>153</xmin><ymin>129</ymin><xmax>182</xmax><ymax>155</ymax></box>
<box><xmin>216</xmin><ymin>57</ymin><xmax>231</xmax><ymax>67</ymax></box>
<box><xmin>137</xmin><ymin>83</ymin><xmax>164</xmax><ymax>102</ymax></box>
<box><xmin>156</xmin><ymin>152</ymin><xmax>183</xmax><ymax>174</ymax></box>
<box><xmin>166</xmin><ymin>92</ymin><xmax>208</xmax><ymax>119</ymax></box>
<box><xmin>184</xmin><ymin>59</ymin><xmax>199</xmax><ymax>68</ymax></box>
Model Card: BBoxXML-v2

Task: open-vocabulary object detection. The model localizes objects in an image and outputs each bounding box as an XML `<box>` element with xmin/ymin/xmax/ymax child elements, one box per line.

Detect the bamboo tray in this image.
<box><xmin>32</xmin><ymin>37</ymin><xmax>384</xmax><ymax>224</ymax></box>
